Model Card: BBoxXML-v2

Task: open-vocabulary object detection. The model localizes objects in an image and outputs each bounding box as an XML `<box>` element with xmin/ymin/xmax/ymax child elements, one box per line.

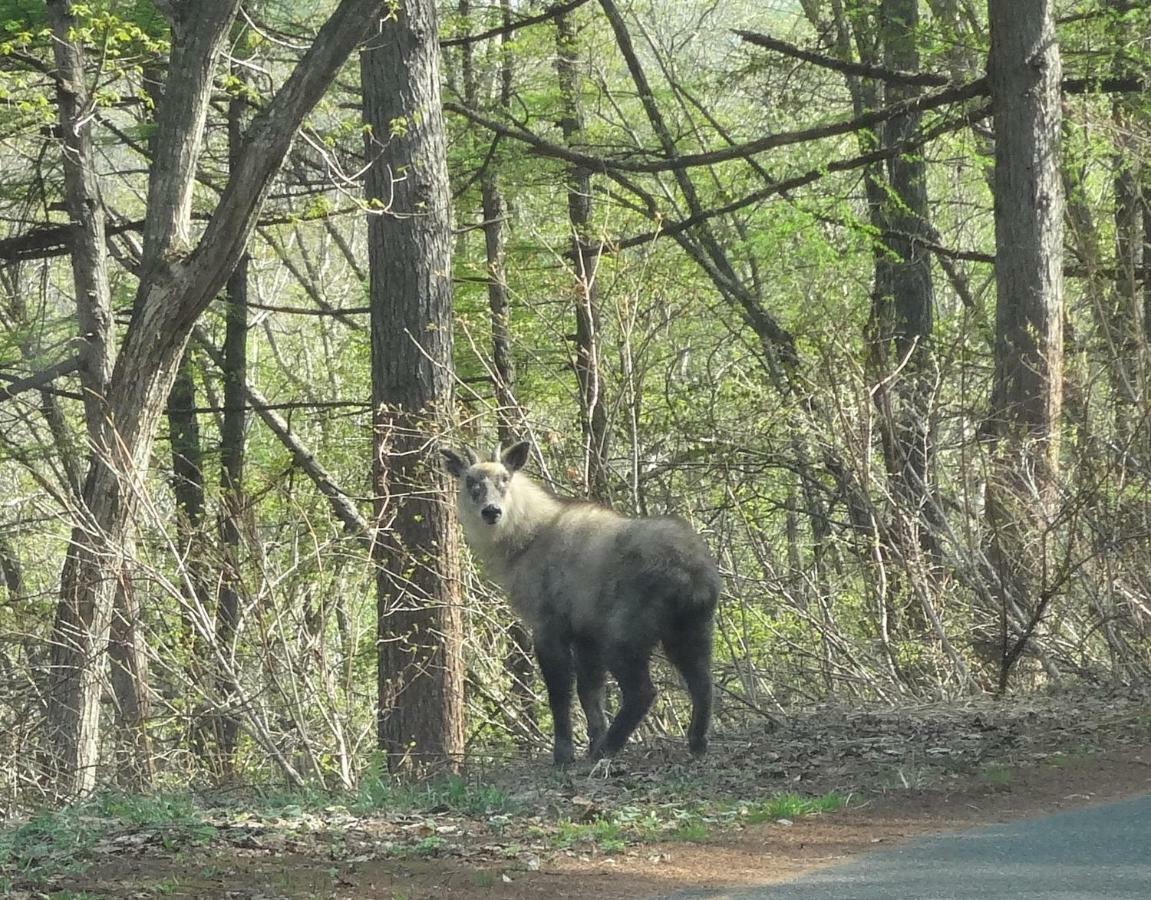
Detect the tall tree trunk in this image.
<box><xmin>862</xmin><ymin>0</ymin><xmax>938</xmax><ymax>648</ymax></box>
<box><xmin>460</xmin><ymin>0</ymin><xmax>518</xmax><ymax>447</ymax></box>
<box><xmin>556</xmin><ymin>10</ymin><xmax>609</xmax><ymax>501</ymax></box>
<box><xmin>42</xmin><ymin>0</ymin><xmax>386</xmax><ymax>799</ymax></box>
<box><xmin>874</xmin><ymin>0</ymin><xmax>936</xmax><ymax>552</ymax></box>
<box><xmin>214</xmin><ymin>64</ymin><xmax>251</xmax><ymax>775</ymax></box>
<box><xmin>1108</xmin><ymin>0</ymin><xmax>1146</xmax><ymax>465</ymax></box>
<box><xmin>363</xmin><ymin>0</ymin><xmax>465</xmax><ymax>773</ymax></box>
<box><xmin>167</xmin><ymin>357</ymin><xmax>210</xmax><ymax>607</ymax></box>
<box><xmin>985</xmin><ymin>0</ymin><xmax>1064</xmax><ymax>689</ymax></box>
<box><xmin>44</xmin><ymin>0</ymin><xmax>122</xmax><ymax>797</ymax></box>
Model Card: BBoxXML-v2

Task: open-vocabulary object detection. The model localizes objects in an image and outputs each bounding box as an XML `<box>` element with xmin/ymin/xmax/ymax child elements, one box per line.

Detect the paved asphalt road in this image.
<box><xmin>669</xmin><ymin>793</ymin><xmax>1151</xmax><ymax>899</ymax></box>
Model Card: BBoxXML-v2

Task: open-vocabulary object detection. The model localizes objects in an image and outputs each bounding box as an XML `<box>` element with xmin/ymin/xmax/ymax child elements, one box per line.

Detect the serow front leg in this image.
<box><xmin>536</xmin><ymin>634</ymin><xmax>575</xmax><ymax>765</ymax></box>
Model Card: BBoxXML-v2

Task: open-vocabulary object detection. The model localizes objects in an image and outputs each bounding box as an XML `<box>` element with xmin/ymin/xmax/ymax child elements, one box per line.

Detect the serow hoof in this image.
<box><xmin>552</xmin><ymin>740</ymin><xmax>575</xmax><ymax>766</ymax></box>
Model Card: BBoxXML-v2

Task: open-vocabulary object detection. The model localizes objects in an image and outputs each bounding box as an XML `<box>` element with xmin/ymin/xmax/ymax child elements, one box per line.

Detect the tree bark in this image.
<box><xmin>44</xmin><ymin>0</ymin><xmax>125</xmax><ymax>797</ymax></box>
<box><xmin>985</xmin><ymin>0</ymin><xmax>1064</xmax><ymax>688</ymax></box>
<box><xmin>363</xmin><ymin>0</ymin><xmax>465</xmax><ymax>773</ymax></box>
<box><xmin>873</xmin><ymin>0</ymin><xmax>937</xmax><ymax>560</ymax></box>
<box><xmin>556</xmin><ymin>10</ymin><xmax>609</xmax><ymax>501</ymax></box>
<box><xmin>459</xmin><ymin>0</ymin><xmax>518</xmax><ymax>447</ymax></box>
<box><xmin>214</xmin><ymin>64</ymin><xmax>251</xmax><ymax>775</ymax></box>
<box><xmin>1107</xmin><ymin>0</ymin><xmax>1147</xmax><ymax>465</ymax></box>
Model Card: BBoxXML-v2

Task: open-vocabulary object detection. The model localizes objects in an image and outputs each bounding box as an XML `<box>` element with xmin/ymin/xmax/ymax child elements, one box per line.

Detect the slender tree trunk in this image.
<box><xmin>875</xmin><ymin>0</ymin><xmax>936</xmax><ymax>555</ymax></box>
<box><xmin>106</xmin><ymin>534</ymin><xmax>154</xmax><ymax>788</ymax></box>
<box><xmin>362</xmin><ymin>0</ymin><xmax>465</xmax><ymax>773</ymax></box>
<box><xmin>480</xmin><ymin>170</ymin><xmax>517</xmax><ymax>445</ymax></box>
<box><xmin>214</xmin><ymin>66</ymin><xmax>250</xmax><ymax>775</ymax></box>
<box><xmin>1144</xmin><ymin>177</ymin><xmax>1151</xmax><ymax>348</ymax></box>
<box><xmin>460</xmin><ymin>0</ymin><xmax>518</xmax><ymax>447</ymax></box>
<box><xmin>1108</xmin><ymin>0</ymin><xmax>1146</xmax><ymax>465</ymax></box>
<box><xmin>167</xmin><ymin>358</ymin><xmax>209</xmax><ymax>584</ymax></box>
<box><xmin>985</xmin><ymin>0</ymin><xmax>1064</xmax><ymax>689</ymax></box>
<box><xmin>556</xmin><ymin>10</ymin><xmax>609</xmax><ymax>501</ymax></box>
<box><xmin>44</xmin><ymin>0</ymin><xmax>122</xmax><ymax>797</ymax></box>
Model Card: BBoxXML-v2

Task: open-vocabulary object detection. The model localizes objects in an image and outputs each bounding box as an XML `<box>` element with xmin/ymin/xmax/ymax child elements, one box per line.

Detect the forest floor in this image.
<box><xmin>6</xmin><ymin>687</ymin><xmax>1151</xmax><ymax>899</ymax></box>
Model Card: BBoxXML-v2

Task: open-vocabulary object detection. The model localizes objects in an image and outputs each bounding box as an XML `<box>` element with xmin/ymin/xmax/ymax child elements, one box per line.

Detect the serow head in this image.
<box><xmin>441</xmin><ymin>440</ymin><xmax>531</xmax><ymax>528</ymax></box>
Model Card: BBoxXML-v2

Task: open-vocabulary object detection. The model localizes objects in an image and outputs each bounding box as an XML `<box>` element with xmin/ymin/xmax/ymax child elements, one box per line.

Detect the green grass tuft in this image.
<box><xmin>744</xmin><ymin>791</ymin><xmax>847</xmax><ymax>824</ymax></box>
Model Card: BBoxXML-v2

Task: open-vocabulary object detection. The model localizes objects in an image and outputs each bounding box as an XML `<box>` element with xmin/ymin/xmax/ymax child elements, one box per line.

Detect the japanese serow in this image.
<box><xmin>442</xmin><ymin>441</ymin><xmax>720</xmax><ymax>764</ymax></box>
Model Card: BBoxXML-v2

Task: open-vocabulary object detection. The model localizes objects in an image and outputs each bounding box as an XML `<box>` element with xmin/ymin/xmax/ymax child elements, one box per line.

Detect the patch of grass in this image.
<box><xmin>473</xmin><ymin>869</ymin><xmax>498</xmax><ymax>888</ymax></box>
<box><xmin>0</xmin><ymin>804</ymin><xmax>111</xmax><ymax>888</ymax></box>
<box><xmin>412</xmin><ymin>835</ymin><xmax>447</xmax><ymax>857</ymax></box>
<box><xmin>535</xmin><ymin>790</ymin><xmax>846</xmax><ymax>855</ymax></box>
<box><xmin>356</xmin><ymin>772</ymin><xmax>514</xmax><ymax>817</ymax></box>
<box><xmin>95</xmin><ymin>793</ymin><xmax>199</xmax><ymax>826</ymax></box>
<box><xmin>744</xmin><ymin>791</ymin><xmax>847</xmax><ymax>824</ymax></box>
<box><xmin>249</xmin><ymin>784</ymin><xmax>336</xmax><ymax>814</ymax></box>
<box><xmin>668</xmin><ymin>821</ymin><xmax>711</xmax><ymax>842</ymax></box>
<box><xmin>981</xmin><ymin>764</ymin><xmax>1013</xmax><ymax>785</ymax></box>
<box><xmin>0</xmin><ymin>791</ymin><xmax>217</xmax><ymax>890</ymax></box>
<box><xmin>552</xmin><ymin>819</ymin><xmax>627</xmax><ymax>853</ymax></box>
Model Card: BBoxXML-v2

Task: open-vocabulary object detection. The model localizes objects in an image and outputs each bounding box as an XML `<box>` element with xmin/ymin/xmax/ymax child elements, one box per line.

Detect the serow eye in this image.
<box><xmin>465</xmin><ymin>476</ymin><xmax>477</xmax><ymax>490</ymax></box>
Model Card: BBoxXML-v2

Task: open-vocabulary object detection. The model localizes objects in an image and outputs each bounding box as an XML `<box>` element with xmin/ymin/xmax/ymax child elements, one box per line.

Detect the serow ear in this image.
<box><xmin>441</xmin><ymin>447</ymin><xmax>468</xmax><ymax>478</ymax></box>
<box><xmin>501</xmin><ymin>440</ymin><xmax>531</xmax><ymax>473</ymax></box>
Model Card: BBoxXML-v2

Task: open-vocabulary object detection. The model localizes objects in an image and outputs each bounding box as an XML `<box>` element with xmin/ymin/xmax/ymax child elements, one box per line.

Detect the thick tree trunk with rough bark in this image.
<box><xmin>44</xmin><ymin>0</ymin><xmax>133</xmax><ymax>798</ymax></box>
<box><xmin>362</xmin><ymin>0</ymin><xmax>465</xmax><ymax>773</ymax></box>
<box><xmin>984</xmin><ymin>0</ymin><xmax>1064</xmax><ymax>688</ymax></box>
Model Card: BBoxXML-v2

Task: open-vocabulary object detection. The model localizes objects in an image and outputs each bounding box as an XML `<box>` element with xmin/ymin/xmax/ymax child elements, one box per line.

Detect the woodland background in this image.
<box><xmin>0</xmin><ymin>0</ymin><xmax>1149</xmax><ymax>805</ymax></box>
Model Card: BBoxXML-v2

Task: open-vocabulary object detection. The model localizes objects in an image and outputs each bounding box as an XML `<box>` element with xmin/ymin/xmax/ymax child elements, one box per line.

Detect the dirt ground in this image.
<box><xmin>25</xmin><ymin>688</ymin><xmax>1151</xmax><ymax>899</ymax></box>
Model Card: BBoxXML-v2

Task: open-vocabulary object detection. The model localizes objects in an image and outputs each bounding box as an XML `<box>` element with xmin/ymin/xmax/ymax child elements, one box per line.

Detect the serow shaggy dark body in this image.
<box><xmin>442</xmin><ymin>441</ymin><xmax>720</xmax><ymax>764</ymax></box>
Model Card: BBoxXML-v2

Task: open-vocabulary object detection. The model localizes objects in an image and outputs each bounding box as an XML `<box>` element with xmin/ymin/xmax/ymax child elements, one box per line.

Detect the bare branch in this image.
<box><xmin>0</xmin><ymin>356</ymin><xmax>82</xmax><ymax>403</ymax></box>
<box><xmin>736</xmin><ymin>30</ymin><xmax>949</xmax><ymax>87</ymax></box>
<box><xmin>446</xmin><ymin>77</ymin><xmax>989</xmax><ymax>174</ymax></box>
<box><xmin>441</xmin><ymin>0</ymin><xmax>590</xmax><ymax>47</ymax></box>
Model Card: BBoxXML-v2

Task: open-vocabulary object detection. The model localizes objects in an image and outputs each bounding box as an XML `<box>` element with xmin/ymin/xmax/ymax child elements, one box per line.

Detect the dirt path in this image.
<box><xmin>25</xmin><ymin>690</ymin><xmax>1151</xmax><ymax>899</ymax></box>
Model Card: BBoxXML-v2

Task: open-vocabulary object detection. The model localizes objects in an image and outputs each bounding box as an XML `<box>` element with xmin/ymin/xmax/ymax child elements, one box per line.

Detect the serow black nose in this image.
<box><xmin>481</xmin><ymin>506</ymin><xmax>502</xmax><ymax>524</ymax></box>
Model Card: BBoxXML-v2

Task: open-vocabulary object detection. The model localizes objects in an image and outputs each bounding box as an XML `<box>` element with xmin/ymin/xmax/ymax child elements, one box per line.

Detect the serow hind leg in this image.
<box><xmin>591</xmin><ymin>649</ymin><xmax>655</xmax><ymax>760</ymax></box>
<box><xmin>574</xmin><ymin>639</ymin><xmax>608</xmax><ymax>755</ymax></box>
<box><xmin>664</xmin><ymin>623</ymin><xmax>713</xmax><ymax>756</ymax></box>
